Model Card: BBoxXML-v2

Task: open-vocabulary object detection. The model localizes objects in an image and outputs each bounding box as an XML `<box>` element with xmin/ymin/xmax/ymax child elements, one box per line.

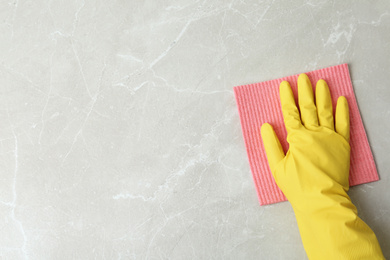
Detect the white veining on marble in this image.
<box><xmin>0</xmin><ymin>1</ymin><xmax>389</xmax><ymax>259</ymax></box>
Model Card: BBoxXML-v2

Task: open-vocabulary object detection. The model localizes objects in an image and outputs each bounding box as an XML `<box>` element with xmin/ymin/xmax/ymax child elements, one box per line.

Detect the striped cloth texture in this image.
<box><xmin>234</xmin><ymin>64</ymin><xmax>379</xmax><ymax>205</ymax></box>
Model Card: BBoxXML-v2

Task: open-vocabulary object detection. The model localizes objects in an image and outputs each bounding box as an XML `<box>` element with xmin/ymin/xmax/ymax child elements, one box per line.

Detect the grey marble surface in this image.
<box><xmin>0</xmin><ymin>1</ymin><xmax>389</xmax><ymax>259</ymax></box>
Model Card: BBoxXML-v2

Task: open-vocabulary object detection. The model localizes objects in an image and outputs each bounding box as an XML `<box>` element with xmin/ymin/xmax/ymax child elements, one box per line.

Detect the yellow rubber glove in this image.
<box><xmin>261</xmin><ymin>74</ymin><xmax>384</xmax><ymax>259</ymax></box>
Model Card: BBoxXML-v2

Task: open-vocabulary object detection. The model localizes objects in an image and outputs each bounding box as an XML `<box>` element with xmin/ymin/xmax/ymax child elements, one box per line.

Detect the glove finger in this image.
<box><xmin>260</xmin><ymin>123</ymin><xmax>285</xmax><ymax>175</ymax></box>
<box><xmin>298</xmin><ymin>73</ymin><xmax>319</xmax><ymax>128</ymax></box>
<box><xmin>335</xmin><ymin>96</ymin><xmax>350</xmax><ymax>142</ymax></box>
<box><xmin>279</xmin><ymin>81</ymin><xmax>301</xmax><ymax>133</ymax></box>
<box><xmin>315</xmin><ymin>79</ymin><xmax>334</xmax><ymax>130</ymax></box>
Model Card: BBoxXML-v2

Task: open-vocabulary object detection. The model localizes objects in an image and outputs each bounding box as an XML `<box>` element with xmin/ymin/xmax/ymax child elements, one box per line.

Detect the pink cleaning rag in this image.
<box><xmin>234</xmin><ymin>64</ymin><xmax>379</xmax><ymax>205</ymax></box>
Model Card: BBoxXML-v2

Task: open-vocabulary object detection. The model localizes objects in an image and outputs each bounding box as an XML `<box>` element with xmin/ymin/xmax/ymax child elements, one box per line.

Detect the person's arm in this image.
<box><xmin>260</xmin><ymin>74</ymin><xmax>384</xmax><ymax>259</ymax></box>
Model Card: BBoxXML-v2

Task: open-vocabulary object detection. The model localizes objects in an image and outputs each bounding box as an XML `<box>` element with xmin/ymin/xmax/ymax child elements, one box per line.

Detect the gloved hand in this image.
<box><xmin>260</xmin><ymin>74</ymin><xmax>384</xmax><ymax>259</ymax></box>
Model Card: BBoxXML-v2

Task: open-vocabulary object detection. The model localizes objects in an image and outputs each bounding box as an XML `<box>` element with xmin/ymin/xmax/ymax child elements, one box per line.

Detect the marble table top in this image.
<box><xmin>1</xmin><ymin>1</ymin><xmax>389</xmax><ymax>259</ymax></box>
